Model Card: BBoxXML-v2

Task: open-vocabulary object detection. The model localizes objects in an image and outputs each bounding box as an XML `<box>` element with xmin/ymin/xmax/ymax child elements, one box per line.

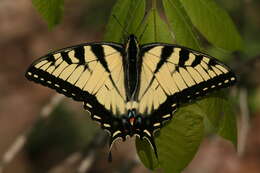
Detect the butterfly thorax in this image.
<box><xmin>124</xmin><ymin>34</ymin><xmax>140</xmax><ymax>100</ymax></box>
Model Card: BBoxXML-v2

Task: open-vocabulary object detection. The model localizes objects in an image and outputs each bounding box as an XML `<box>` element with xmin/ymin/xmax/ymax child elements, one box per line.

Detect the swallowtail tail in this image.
<box><xmin>25</xmin><ymin>34</ymin><xmax>237</xmax><ymax>158</ymax></box>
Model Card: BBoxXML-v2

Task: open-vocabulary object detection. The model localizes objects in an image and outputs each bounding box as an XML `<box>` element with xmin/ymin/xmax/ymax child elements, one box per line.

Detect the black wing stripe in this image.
<box><xmin>74</xmin><ymin>46</ymin><xmax>85</xmax><ymax>65</ymax></box>
<box><xmin>208</xmin><ymin>58</ymin><xmax>217</xmax><ymax>66</ymax></box>
<box><xmin>91</xmin><ymin>45</ymin><xmax>110</xmax><ymax>73</ymax></box>
<box><xmin>61</xmin><ymin>51</ymin><xmax>73</xmax><ymax>64</ymax></box>
<box><xmin>154</xmin><ymin>46</ymin><xmax>173</xmax><ymax>73</ymax></box>
<box><xmin>191</xmin><ymin>55</ymin><xmax>203</xmax><ymax>67</ymax></box>
<box><xmin>46</xmin><ymin>54</ymin><xmax>56</xmax><ymax>65</ymax></box>
<box><xmin>178</xmin><ymin>49</ymin><xmax>190</xmax><ymax>67</ymax></box>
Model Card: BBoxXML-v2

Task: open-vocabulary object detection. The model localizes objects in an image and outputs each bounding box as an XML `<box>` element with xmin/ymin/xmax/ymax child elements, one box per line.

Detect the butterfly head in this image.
<box><xmin>128</xmin><ymin>34</ymin><xmax>137</xmax><ymax>40</ymax></box>
<box><xmin>126</xmin><ymin>34</ymin><xmax>139</xmax><ymax>48</ymax></box>
<box><xmin>122</xmin><ymin>109</ymin><xmax>142</xmax><ymax>133</ymax></box>
<box><xmin>127</xmin><ymin>109</ymin><xmax>137</xmax><ymax>126</ymax></box>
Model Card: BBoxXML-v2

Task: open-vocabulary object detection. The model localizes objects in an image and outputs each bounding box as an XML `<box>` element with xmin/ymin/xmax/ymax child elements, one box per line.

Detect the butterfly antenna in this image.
<box><xmin>139</xmin><ymin>23</ymin><xmax>149</xmax><ymax>42</ymax></box>
<box><xmin>108</xmin><ymin>136</ymin><xmax>116</xmax><ymax>162</ymax></box>
<box><xmin>134</xmin><ymin>10</ymin><xmax>149</xmax><ymax>35</ymax></box>
<box><xmin>108</xmin><ymin>150</ymin><xmax>113</xmax><ymax>162</ymax></box>
<box><xmin>112</xmin><ymin>15</ymin><xmax>129</xmax><ymax>38</ymax></box>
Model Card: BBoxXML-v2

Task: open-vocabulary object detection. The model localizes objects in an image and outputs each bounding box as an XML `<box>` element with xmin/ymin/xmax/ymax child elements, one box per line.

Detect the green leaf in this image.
<box><xmin>217</xmin><ymin>101</ymin><xmax>237</xmax><ymax>147</ymax></box>
<box><xmin>136</xmin><ymin>137</ymin><xmax>160</xmax><ymax>170</ymax></box>
<box><xmin>180</xmin><ymin>0</ymin><xmax>243</xmax><ymax>51</ymax></box>
<box><xmin>163</xmin><ymin>0</ymin><xmax>201</xmax><ymax>50</ymax></box>
<box><xmin>206</xmin><ymin>46</ymin><xmax>233</xmax><ymax>62</ymax></box>
<box><xmin>32</xmin><ymin>0</ymin><xmax>64</xmax><ymax>28</ymax></box>
<box><xmin>27</xmin><ymin>103</ymin><xmax>83</xmax><ymax>157</ymax></box>
<box><xmin>157</xmin><ymin>105</ymin><xmax>204</xmax><ymax>173</ymax></box>
<box><xmin>136</xmin><ymin>104</ymin><xmax>204</xmax><ymax>172</ymax></box>
<box><xmin>197</xmin><ymin>92</ymin><xmax>226</xmax><ymax>130</ymax></box>
<box><xmin>197</xmin><ymin>92</ymin><xmax>237</xmax><ymax>146</ymax></box>
<box><xmin>104</xmin><ymin>0</ymin><xmax>145</xmax><ymax>42</ymax></box>
<box><xmin>140</xmin><ymin>8</ymin><xmax>173</xmax><ymax>44</ymax></box>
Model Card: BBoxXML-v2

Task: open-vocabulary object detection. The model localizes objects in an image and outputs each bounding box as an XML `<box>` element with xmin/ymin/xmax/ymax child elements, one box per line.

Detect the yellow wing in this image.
<box><xmin>26</xmin><ymin>43</ymin><xmax>127</xmax><ymax>117</ymax></box>
<box><xmin>137</xmin><ymin>44</ymin><xmax>236</xmax><ymax>119</ymax></box>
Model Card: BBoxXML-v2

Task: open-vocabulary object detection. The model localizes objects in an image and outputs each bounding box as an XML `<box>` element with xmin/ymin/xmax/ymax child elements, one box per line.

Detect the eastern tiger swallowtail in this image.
<box><xmin>25</xmin><ymin>34</ymin><xmax>237</xmax><ymax>159</ymax></box>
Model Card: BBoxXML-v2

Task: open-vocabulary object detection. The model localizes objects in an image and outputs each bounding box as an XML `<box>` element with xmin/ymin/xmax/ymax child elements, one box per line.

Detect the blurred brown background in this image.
<box><xmin>0</xmin><ymin>0</ymin><xmax>260</xmax><ymax>173</ymax></box>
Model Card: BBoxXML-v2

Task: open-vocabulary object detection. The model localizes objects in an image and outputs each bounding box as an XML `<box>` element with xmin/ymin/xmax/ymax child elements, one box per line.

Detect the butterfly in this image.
<box><xmin>25</xmin><ymin>34</ymin><xmax>237</xmax><ymax>159</ymax></box>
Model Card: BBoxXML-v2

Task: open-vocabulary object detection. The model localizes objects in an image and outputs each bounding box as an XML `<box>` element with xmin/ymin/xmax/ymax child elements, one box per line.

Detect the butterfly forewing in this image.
<box><xmin>138</xmin><ymin>44</ymin><xmax>236</xmax><ymax>125</ymax></box>
<box><xmin>26</xmin><ymin>43</ymin><xmax>127</xmax><ymax>118</ymax></box>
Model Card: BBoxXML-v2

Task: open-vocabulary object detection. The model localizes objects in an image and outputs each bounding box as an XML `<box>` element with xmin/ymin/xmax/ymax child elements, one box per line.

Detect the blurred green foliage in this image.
<box><xmin>104</xmin><ymin>0</ymin><xmax>146</xmax><ymax>42</ymax></box>
<box><xmin>32</xmin><ymin>0</ymin><xmax>64</xmax><ymax>28</ymax></box>
<box><xmin>26</xmin><ymin>102</ymin><xmax>98</xmax><ymax>171</ymax></box>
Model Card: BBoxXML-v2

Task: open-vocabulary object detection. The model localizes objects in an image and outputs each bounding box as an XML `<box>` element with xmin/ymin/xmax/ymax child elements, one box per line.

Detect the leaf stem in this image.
<box><xmin>151</xmin><ymin>0</ymin><xmax>157</xmax><ymax>42</ymax></box>
<box><xmin>151</xmin><ymin>0</ymin><xmax>157</xmax><ymax>9</ymax></box>
<box><xmin>152</xmin><ymin>9</ymin><xmax>157</xmax><ymax>42</ymax></box>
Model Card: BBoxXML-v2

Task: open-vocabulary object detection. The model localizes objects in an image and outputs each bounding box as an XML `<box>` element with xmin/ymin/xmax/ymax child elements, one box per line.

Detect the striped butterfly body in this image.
<box><xmin>26</xmin><ymin>34</ymin><xmax>237</xmax><ymax>158</ymax></box>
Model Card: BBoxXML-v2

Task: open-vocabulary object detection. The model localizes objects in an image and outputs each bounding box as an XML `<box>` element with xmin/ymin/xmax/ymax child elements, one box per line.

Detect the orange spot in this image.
<box><xmin>129</xmin><ymin>117</ymin><xmax>135</xmax><ymax>125</ymax></box>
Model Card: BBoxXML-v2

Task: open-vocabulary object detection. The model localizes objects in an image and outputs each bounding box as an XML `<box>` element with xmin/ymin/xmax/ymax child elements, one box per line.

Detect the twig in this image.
<box><xmin>46</xmin><ymin>131</ymin><xmax>108</xmax><ymax>173</ymax></box>
<box><xmin>116</xmin><ymin>159</ymin><xmax>139</xmax><ymax>173</ymax></box>
<box><xmin>77</xmin><ymin>151</ymin><xmax>95</xmax><ymax>173</ymax></box>
<box><xmin>47</xmin><ymin>152</ymin><xmax>82</xmax><ymax>173</ymax></box>
<box><xmin>0</xmin><ymin>134</ymin><xmax>27</xmax><ymax>173</ymax></box>
<box><xmin>77</xmin><ymin>131</ymin><xmax>108</xmax><ymax>173</ymax></box>
<box><xmin>238</xmin><ymin>87</ymin><xmax>250</xmax><ymax>156</ymax></box>
<box><xmin>0</xmin><ymin>94</ymin><xmax>64</xmax><ymax>173</ymax></box>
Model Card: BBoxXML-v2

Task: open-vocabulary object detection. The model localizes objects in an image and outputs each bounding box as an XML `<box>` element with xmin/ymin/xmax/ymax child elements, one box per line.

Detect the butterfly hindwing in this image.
<box><xmin>26</xmin><ymin>43</ymin><xmax>128</xmax><ymax>134</ymax></box>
